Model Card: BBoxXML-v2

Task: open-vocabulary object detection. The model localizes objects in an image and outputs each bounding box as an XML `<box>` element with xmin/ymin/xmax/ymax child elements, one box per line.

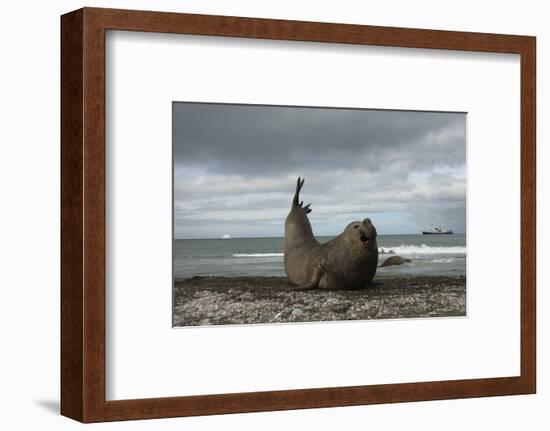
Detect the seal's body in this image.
<box><xmin>379</xmin><ymin>256</ymin><xmax>411</xmax><ymax>267</ymax></box>
<box><xmin>284</xmin><ymin>177</ymin><xmax>378</xmax><ymax>290</ymax></box>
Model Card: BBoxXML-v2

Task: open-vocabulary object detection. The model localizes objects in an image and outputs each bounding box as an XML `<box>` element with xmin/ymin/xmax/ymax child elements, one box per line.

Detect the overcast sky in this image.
<box><xmin>173</xmin><ymin>102</ymin><xmax>466</xmax><ymax>239</ymax></box>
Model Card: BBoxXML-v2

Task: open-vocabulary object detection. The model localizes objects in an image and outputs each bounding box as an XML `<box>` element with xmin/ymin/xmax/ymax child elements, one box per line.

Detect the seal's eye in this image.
<box><xmin>353</xmin><ymin>225</ymin><xmax>359</xmax><ymax>229</ymax></box>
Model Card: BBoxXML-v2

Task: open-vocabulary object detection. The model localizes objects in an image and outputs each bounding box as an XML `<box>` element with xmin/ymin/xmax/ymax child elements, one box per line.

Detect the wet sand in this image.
<box><xmin>173</xmin><ymin>275</ymin><xmax>466</xmax><ymax>326</ymax></box>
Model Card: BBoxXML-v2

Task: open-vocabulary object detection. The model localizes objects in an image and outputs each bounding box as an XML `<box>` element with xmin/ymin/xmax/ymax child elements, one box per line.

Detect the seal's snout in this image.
<box><xmin>359</xmin><ymin>218</ymin><xmax>377</xmax><ymax>242</ymax></box>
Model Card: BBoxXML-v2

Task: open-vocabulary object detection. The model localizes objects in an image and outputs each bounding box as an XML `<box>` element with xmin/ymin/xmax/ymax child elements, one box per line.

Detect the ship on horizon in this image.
<box><xmin>422</xmin><ymin>225</ymin><xmax>453</xmax><ymax>235</ymax></box>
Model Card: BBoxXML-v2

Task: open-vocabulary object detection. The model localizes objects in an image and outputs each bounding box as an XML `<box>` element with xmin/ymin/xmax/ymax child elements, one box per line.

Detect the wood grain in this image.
<box><xmin>520</xmin><ymin>36</ymin><xmax>536</xmax><ymax>394</ymax></box>
<box><xmin>60</xmin><ymin>9</ymin><xmax>84</xmax><ymax>422</ymax></box>
<box><xmin>60</xmin><ymin>7</ymin><xmax>536</xmax><ymax>423</ymax></box>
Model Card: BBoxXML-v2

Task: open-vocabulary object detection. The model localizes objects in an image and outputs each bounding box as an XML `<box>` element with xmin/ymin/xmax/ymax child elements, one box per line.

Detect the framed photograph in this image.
<box><xmin>61</xmin><ymin>7</ymin><xmax>536</xmax><ymax>422</ymax></box>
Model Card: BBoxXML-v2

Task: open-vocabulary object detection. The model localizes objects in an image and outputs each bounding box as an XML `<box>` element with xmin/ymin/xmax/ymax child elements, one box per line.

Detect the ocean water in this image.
<box><xmin>174</xmin><ymin>234</ymin><xmax>466</xmax><ymax>279</ymax></box>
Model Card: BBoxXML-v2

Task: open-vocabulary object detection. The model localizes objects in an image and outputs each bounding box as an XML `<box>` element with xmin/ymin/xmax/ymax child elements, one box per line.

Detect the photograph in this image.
<box><xmin>172</xmin><ymin>102</ymin><xmax>467</xmax><ymax>326</ymax></box>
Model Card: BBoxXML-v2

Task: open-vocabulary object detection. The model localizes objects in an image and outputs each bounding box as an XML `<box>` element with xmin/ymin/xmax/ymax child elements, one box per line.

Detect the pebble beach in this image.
<box><xmin>173</xmin><ymin>275</ymin><xmax>466</xmax><ymax>327</ymax></box>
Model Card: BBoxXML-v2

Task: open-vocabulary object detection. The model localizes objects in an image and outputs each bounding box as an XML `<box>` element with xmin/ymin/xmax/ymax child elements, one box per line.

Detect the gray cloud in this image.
<box><xmin>173</xmin><ymin>102</ymin><xmax>466</xmax><ymax>238</ymax></box>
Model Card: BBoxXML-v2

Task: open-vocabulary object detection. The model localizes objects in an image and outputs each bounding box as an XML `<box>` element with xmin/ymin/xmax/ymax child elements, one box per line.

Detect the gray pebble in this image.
<box><xmin>291</xmin><ymin>308</ymin><xmax>304</xmax><ymax>318</ymax></box>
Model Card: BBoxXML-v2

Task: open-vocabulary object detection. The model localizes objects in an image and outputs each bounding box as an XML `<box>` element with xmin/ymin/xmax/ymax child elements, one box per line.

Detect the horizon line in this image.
<box><xmin>174</xmin><ymin>232</ymin><xmax>466</xmax><ymax>240</ymax></box>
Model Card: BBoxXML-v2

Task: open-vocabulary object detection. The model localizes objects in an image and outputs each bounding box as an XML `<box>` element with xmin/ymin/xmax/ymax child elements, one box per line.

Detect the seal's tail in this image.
<box><xmin>292</xmin><ymin>177</ymin><xmax>312</xmax><ymax>213</ymax></box>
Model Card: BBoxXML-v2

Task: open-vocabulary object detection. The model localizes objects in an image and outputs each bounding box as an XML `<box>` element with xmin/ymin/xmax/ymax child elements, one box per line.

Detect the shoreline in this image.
<box><xmin>173</xmin><ymin>275</ymin><xmax>466</xmax><ymax>327</ymax></box>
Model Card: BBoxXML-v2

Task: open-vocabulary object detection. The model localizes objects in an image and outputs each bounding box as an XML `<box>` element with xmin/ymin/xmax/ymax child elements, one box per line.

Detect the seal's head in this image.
<box><xmin>344</xmin><ymin>218</ymin><xmax>378</xmax><ymax>251</ymax></box>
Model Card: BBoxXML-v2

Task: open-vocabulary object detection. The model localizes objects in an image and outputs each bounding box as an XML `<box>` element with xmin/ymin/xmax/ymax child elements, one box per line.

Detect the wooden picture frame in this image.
<box><xmin>61</xmin><ymin>7</ymin><xmax>536</xmax><ymax>423</ymax></box>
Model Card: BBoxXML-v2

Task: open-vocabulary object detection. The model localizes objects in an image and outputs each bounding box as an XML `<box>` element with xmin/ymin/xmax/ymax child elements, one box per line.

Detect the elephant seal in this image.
<box><xmin>284</xmin><ymin>177</ymin><xmax>378</xmax><ymax>290</ymax></box>
<box><xmin>379</xmin><ymin>256</ymin><xmax>411</xmax><ymax>267</ymax></box>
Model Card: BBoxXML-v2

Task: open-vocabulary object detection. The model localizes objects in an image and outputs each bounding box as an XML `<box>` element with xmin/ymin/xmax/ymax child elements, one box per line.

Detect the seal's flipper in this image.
<box><xmin>292</xmin><ymin>177</ymin><xmax>312</xmax><ymax>213</ymax></box>
<box><xmin>292</xmin><ymin>177</ymin><xmax>306</xmax><ymax>208</ymax></box>
<box><xmin>292</xmin><ymin>265</ymin><xmax>322</xmax><ymax>290</ymax></box>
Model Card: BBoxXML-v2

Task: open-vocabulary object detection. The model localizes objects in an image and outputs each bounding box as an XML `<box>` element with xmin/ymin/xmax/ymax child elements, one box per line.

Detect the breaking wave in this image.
<box><xmin>431</xmin><ymin>258</ymin><xmax>456</xmax><ymax>263</ymax></box>
<box><xmin>232</xmin><ymin>246</ymin><xmax>465</xmax><ymax>258</ymax></box>
<box><xmin>233</xmin><ymin>253</ymin><xmax>284</xmax><ymax>258</ymax></box>
<box><xmin>381</xmin><ymin>244</ymin><xmax>466</xmax><ymax>255</ymax></box>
